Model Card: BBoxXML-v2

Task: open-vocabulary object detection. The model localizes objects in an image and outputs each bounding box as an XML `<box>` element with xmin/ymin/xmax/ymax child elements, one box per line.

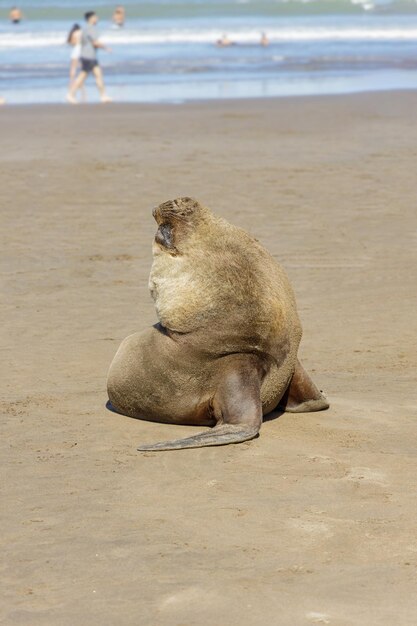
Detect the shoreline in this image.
<box><xmin>2</xmin><ymin>66</ymin><xmax>417</xmax><ymax>107</ymax></box>
<box><xmin>1</xmin><ymin>85</ymin><xmax>417</xmax><ymax>109</ymax></box>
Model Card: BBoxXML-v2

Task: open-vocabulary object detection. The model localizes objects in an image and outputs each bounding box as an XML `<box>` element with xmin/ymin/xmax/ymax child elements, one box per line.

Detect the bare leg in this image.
<box><xmin>67</xmin><ymin>71</ymin><xmax>87</xmax><ymax>104</ymax></box>
<box><xmin>137</xmin><ymin>355</ymin><xmax>263</xmax><ymax>451</ymax></box>
<box><xmin>92</xmin><ymin>66</ymin><xmax>112</xmax><ymax>103</ymax></box>
<box><xmin>69</xmin><ymin>59</ymin><xmax>78</xmax><ymax>89</ymax></box>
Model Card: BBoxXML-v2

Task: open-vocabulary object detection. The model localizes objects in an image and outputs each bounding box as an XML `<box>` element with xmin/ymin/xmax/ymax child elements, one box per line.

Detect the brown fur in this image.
<box><xmin>107</xmin><ymin>197</ymin><xmax>329</xmax><ymax>450</ymax></box>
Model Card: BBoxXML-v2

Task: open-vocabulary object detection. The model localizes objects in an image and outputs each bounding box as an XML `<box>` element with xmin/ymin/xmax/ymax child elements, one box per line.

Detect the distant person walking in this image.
<box><xmin>67</xmin><ymin>23</ymin><xmax>82</xmax><ymax>91</ymax></box>
<box><xmin>9</xmin><ymin>6</ymin><xmax>23</xmax><ymax>24</ymax></box>
<box><xmin>112</xmin><ymin>5</ymin><xmax>125</xmax><ymax>28</ymax></box>
<box><xmin>66</xmin><ymin>11</ymin><xmax>112</xmax><ymax>104</ymax></box>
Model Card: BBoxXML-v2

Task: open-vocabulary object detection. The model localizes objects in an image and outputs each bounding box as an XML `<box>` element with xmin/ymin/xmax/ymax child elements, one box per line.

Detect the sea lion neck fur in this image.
<box><xmin>149</xmin><ymin>197</ymin><xmax>300</xmax><ymax>354</ymax></box>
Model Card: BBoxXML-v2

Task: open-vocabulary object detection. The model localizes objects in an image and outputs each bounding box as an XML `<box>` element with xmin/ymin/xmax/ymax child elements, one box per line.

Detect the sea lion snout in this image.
<box><xmin>155</xmin><ymin>222</ymin><xmax>175</xmax><ymax>250</ymax></box>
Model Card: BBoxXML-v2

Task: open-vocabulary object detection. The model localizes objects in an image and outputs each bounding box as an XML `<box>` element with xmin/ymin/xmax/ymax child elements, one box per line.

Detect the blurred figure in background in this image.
<box><xmin>67</xmin><ymin>11</ymin><xmax>112</xmax><ymax>104</ymax></box>
<box><xmin>216</xmin><ymin>34</ymin><xmax>234</xmax><ymax>47</ymax></box>
<box><xmin>9</xmin><ymin>6</ymin><xmax>23</xmax><ymax>24</ymax></box>
<box><xmin>67</xmin><ymin>23</ymin><xmax>82</xmax><ymax>91</ymax></box>
<box><xmin>0</xmin><ymin>97</ymin><xmax>5</xmax><ymax>105</ymax></box>
<box><xmin>112</xmin><ymin>6</ymin><xmax>125</xmax><ymax>28</ymax></box>
<box><xmin>260</xmin><ymin>32</ymin><xmax>269</xmax><ymax>47</ymax></box>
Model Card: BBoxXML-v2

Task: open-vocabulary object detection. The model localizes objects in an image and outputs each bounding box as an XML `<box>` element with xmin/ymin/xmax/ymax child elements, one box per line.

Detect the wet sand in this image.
<box><xmin>1</xmin><ymin>93</ymin><xmax>416</xmax><ymax>625</ymax></box>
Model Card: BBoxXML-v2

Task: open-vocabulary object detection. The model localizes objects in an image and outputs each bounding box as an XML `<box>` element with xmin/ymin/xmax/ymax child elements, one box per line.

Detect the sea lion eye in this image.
<box><xmin>156</xmin><ymin>223</ymin><xmax>174</xmax><ymax>249</ymax></box>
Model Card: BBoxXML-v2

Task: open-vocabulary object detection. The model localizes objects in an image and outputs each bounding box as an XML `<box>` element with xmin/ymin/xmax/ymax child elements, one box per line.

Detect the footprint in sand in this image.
<box><xmin>344</xmin><ymin>467</ymin><xmax>387</xmax><ymax>485</ymax></box>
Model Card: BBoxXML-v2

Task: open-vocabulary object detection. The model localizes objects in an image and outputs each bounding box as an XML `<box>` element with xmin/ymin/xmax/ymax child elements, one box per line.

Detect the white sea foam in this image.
<box><xmin>2</xmin><ymin>24</ymin><xmax>417</xmax><ymax>49</ymax></box>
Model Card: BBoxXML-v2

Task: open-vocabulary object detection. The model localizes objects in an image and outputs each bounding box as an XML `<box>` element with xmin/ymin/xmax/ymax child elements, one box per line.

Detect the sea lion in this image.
<box><xmin>107</xmin><ymin>197</ymin><xmax>329</xmax><ymax>451</ymax></box>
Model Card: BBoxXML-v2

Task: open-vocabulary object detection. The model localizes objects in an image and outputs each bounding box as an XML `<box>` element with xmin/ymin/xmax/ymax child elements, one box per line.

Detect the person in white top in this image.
<box><xmin>67</xmin><ymin>24</ymin><xmax>82</xmax><ymax>92</ymax></box>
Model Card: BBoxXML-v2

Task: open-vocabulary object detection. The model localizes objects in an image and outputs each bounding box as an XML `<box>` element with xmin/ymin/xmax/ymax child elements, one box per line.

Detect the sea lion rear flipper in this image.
<box><xmin>137</xmin><ymin>355</ymin><xmax>263</xmax><ymax>452</ymax></box>
<box><xmin>278</xmin><ymin>359</ymin><xmax>329</xmax><ymax>413</ymax></box>
<box><xmin>137</xmin><ymin>423</ymin><xmax>259</xmax><ymax>451</ymax></box>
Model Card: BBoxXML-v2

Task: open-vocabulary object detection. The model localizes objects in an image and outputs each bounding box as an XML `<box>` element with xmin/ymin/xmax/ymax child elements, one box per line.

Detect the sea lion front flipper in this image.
<box><xmin>278</xmin><ymin>359</ymin><xmax>329</xmax><ymax>413</ymax></box>
<box><xmin>137</xmin><ymin>355</ymin><xmax>263</xmax><ymax>452</ymax></box>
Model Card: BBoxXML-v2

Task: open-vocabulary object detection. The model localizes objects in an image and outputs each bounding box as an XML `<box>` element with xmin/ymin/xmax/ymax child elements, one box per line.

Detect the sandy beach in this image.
<box><xmin>1</xmin><ymin>93</ymin><xmax>416</xmax><ymax>625</ymax></box>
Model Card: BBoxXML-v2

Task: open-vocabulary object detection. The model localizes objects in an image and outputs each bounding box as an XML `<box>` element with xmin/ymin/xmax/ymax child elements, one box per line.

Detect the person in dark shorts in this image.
<box><xmin>81</xmin><ymin>58</ymin><xmax>98</xmax><ymax>73</ymax></box>
<box><xmin>66</xmin><ymin>11</ymin><xmax>112</xmax><ymax>104</ymax></box>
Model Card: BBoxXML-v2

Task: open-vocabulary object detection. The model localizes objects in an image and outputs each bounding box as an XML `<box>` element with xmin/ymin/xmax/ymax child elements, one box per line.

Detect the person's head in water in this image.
<box><xmin>10</xmin><ymin>6</ymin><xmax>22</xmax><ymax>23</ymax></box>
<box><xmin>67</xmin><ymin>23</ymin><xmax>81</xmax><ymax>45</ymax></box>
<box><xmin>260</xmin><ymin>32</ymin><xmax>269</xmax><ymax>47</ymax></box>
<box><xmin>84</xmin><ymin>11</ymin><xmax>98</xmax><ymax>25</ymax></box>
<box><xmin>113</xmin><ymin>5</ymin><xmax>125</xmax><ymax>27</ymax></box>
<box><xmin>216</xmin><ymin>33</ymin><xmax>233</xmax><ymax>47</ymax></box>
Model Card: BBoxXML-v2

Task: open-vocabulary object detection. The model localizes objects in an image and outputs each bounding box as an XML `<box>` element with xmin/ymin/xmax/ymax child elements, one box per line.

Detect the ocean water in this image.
<box><xmin>1</xmin><ymin>0</ymin><xmax>417</xmax><ymax>104</ymax></box>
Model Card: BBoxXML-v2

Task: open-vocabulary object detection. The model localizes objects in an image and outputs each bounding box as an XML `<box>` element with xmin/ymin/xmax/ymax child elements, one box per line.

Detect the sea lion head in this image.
<box><xmin>152</xmin><ymin>197</ymin><xmax>209</xmax><ymax>255</ymax></box>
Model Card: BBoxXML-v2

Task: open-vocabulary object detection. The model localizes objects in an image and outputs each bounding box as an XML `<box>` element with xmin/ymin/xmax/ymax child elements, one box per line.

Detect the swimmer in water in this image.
<box><xmin>112</xmin><ymin>5</ymin><xmax>125</xmax><ymax>28</ymax></box>
<box><xmin>260</xmin><ymin>32</ymin><xmax>269</xmax><ymax>47</ymax></box>
<box><xmin>10</xmin><ymin>6</ymin><xmax>23</xmax><ymax>24</ymax></box>
<box><xmin>216</xmin><ymin>34</ymin><xmax>235</xmax><ymax>47</ymax></box>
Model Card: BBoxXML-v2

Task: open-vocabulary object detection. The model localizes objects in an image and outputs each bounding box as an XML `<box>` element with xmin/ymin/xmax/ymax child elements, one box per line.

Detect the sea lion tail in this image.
<box><xmin>137</xmin><ymin>423</ymin><xmax>259</xmax><ymax>452</ymax></box>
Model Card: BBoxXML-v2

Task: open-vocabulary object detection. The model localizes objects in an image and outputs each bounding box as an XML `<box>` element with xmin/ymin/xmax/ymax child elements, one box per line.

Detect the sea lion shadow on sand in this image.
<box><xmin>105</xmin><ymin>399</ymin><xmax>286</xmax><ymax>426</ymax></box>
<box><xmin>107</xmin><ymin>197</ymin><xmax>329</xmax><ymax>451</ymax></box>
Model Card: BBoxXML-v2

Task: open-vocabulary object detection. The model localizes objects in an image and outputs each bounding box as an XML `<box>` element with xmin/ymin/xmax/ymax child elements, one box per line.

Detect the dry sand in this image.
<box><xmin>1</xmin><ymin>93</ymin><xmax>416</xmax><ymax>625</ymax></box>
